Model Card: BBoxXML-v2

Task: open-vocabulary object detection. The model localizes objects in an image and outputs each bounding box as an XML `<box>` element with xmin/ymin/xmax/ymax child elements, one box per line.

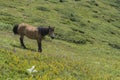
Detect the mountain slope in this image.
<box><xmin>0</xmin><ymin>0</ymin><xmax>120</xmax><ymax>80</ymax></box>
<box><xmin>0</xmin><ymin>31</ymin><xmax>120</xmax><ymax>80</ymax></box>
<box><xmin>0</xmin><ymin>0</ymin><xmax>120</xmax><ymax>44</ymax></box>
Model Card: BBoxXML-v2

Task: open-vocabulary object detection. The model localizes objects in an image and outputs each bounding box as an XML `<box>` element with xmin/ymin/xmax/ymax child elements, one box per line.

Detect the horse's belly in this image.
<box><xmin>26</xmin><ymin>34</ymin><xmax>37</xmax><ymax>39</ymax></box>
<box><xmin>25</xmin><ymin>29</ymin><xmax>38</xmax><ymax>39</ymax></box>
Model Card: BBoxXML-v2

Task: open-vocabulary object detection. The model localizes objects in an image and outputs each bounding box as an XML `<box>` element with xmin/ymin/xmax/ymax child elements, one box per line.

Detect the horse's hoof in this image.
<box><xmin>38</xmin><ymin>50</ymin><xmax>42</xmax><ymax>53</ymax></box>
<box><xmin>22</xmin><ymin>46</ymin><xmax>26</xmax><ymax>49</ymax></box>
<box><xmin>23</xmin><ymin>47</ymin><xmax>27</xmax><ymax>49</ymax></box>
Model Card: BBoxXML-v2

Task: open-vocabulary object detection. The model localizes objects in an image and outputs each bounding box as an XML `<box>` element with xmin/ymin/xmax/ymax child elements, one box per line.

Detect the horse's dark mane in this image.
<box><xmin>38</xmin><ymin>27</ymin><xmax>49</xmax><ymax>36</ymax></box>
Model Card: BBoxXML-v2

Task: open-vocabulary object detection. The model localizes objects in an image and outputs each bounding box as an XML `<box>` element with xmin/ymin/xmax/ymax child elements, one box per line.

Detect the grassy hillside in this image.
<box><xmin>0</xmin><ymin>0</ymin><xmax>120</xmax><ymax>44</ymax></box>
<box><xmin>0</xmin><ymin>0</ymin><xmax>120</xmax><ymax>80</ymax></box>
<box><xmin>0</xmin><ymin>31</ymin><xmax>120</xmax><ymax>80</ymax></box>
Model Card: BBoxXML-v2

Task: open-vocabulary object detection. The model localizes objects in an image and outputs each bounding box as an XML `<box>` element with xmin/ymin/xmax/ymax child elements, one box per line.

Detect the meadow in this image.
<box><xmin>0</xmin><ymin>0</ymin><xmax>120</xmax><ymax>80</ymax></box>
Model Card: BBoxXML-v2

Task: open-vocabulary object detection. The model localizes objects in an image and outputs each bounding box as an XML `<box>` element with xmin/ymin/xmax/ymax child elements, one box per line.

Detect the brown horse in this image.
<box><xmin>13</xmin><ymin>23</ymin><xmax>55</xmax><ymax>52</ymax></box>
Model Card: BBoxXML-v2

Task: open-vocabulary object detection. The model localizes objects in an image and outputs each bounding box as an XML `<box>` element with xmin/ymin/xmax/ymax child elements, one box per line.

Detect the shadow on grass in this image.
<box><xmin>11</xmin><ymin>44</ymin><xmax>36</xmax><ymax>52</ymax></box>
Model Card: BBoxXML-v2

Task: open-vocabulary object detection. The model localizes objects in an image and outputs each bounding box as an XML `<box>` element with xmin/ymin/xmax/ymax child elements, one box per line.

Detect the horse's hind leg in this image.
<box><xmin>20</xmin><ymin>35</ymin><xmax>26</xmax><ymax>49</ymax></box>
<box><xmin>37</xmin><ymin>40</ymin><xmax>42</xmax><ymax>52</ymax></box>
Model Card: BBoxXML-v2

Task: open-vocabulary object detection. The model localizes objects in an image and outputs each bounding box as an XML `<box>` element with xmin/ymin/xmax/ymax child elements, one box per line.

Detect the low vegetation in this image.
<box><xmin>0</xmin><ymin>0</ymin><xmax>120</xmax><ymax>80</ymax></box>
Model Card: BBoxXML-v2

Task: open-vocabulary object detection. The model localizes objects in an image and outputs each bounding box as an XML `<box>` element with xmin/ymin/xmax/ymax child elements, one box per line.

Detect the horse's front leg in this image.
<box><xmin>37</xmin><ymin>40</ymin><xmax>42</xmax><ymax>52</ymax></box>
<box><xmin>20</xmin><ymin>35</ymin><xmax>26</xmax><ymax>49</ymax></box>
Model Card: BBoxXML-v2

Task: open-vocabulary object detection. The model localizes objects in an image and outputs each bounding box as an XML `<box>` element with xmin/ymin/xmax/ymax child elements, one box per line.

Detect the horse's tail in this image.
<box><xmin>13</xmin><ymin>24</ymin><xmax>19</xmax><ymax>35</ymax></box>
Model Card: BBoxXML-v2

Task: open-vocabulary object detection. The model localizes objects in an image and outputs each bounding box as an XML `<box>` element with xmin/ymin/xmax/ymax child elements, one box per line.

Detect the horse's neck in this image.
<box><xmin>38</xmin><ymin>28</ymin><xmax>49</xmax><ymax>36</ymax></box>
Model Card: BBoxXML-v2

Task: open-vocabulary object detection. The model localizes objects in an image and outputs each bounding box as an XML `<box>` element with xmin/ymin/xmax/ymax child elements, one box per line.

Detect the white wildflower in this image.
<box><xmin>27</xmin><ymin>66</ymin><xmax>37</xmax><ymax>74</ymax></box>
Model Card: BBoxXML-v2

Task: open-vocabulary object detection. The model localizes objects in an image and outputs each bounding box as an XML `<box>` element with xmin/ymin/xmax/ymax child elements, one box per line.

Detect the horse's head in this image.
<box><xmin>48</xmin><ymin>26</ymin><xmax>55</xmax><ymax>39</ymax></box>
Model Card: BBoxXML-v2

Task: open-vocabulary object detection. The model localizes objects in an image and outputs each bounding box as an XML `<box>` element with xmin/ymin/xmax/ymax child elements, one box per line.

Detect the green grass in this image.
<box><xmin>0</xmin><ymin>0</ymin><xmax>120</xmax><ymax>44</ymax></box>
<box><xmin>0</xmin><ymin>31</ymin><xmax>120</xmax><ymax>80</ymax></box>
<box><xmin>0</xmin><ymin>0</ymin><xmax>120</xmax><ymax>80</ymax></box>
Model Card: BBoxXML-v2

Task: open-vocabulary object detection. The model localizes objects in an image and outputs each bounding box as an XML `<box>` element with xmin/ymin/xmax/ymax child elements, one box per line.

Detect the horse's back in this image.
<box><xmin>26</xmin><ymin>26</ymin><xmax>39</xmax><ymax>39</ymax></box>
<box><xmin>18</xmin><ymin>23</ymin><xmax>39</xmax><ymax>39</ymax></box>
<box><xmin>18</xmin><ymin>23</ymin><xmax>27</xmax><ymax>35</ymax></box>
